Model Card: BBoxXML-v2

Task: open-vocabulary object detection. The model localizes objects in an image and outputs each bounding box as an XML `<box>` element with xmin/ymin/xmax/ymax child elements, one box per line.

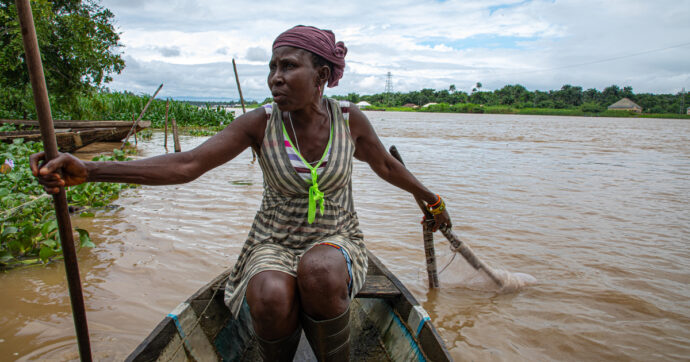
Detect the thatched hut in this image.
<box><xmin>355</xmin><ymin>101</ymin><xmax>372</xmax><ymax>109</ymax></box>
<box><xmin>402</xmin><ymin>103</ymin><xmax>419</xmax><ymax>108</ymax></box>
<box><xmin>608</xmin><ymin>98</ymin><xmax>642</xmax><ymax>113</ymax></box>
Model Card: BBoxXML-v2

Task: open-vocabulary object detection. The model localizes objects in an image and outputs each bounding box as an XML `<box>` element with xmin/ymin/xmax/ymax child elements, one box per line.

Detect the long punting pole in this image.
<box><xmin>15</xmin><ymin>1</ymin><xmax>93</xmax><ymax>360</ymax></box>
<box><xmin>389</xmin><ymin>145</ymin><xmax>504</xmax><ymax>289</ymax></box>
<box><xmin>389</xmin><ymin>146</ymin><xmax>439</xmax><ymax>288</ymax></box>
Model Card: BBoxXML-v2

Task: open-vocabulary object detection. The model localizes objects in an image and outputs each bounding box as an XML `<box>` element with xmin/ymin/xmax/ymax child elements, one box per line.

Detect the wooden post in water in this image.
<box><xmin>232</xmin><ymin>58</ymin><xmax>256</xmax><ymax>163</ymax></box>
<box><xmin>121</xmin><ymin>83</ymin><xmax>163</xmax><ymax>149</ymax></box>
<box><xmin>164</xmin><ymin>99</ymin><xmax>169</xmax><ymax>152</ymax></box>
<box><xmin>15</xmin><ymin>0</ymin><xmax>92</xmax><ymax>360</ymax></box>
<box><xmin>131</xmin><ymin>114</ymin><xmax>138</xmax><ymax>146</ymax></box>
<box><xmin>171</xmin><ymin>117</ymin><xmax>181</xmax><ymax>152</ymax></box>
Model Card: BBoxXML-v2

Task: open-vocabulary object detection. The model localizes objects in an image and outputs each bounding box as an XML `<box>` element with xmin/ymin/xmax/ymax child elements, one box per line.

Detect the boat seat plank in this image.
<box><xmin>355</xmin><ymin>275</ymin><xmax>401</xmax><ymax>298</ymax></box>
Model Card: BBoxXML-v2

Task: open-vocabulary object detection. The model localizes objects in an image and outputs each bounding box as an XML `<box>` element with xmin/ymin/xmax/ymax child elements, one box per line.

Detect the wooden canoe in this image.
<box><xmin>0</xmin><ymin>120</ymin><xmax>151</xmax><ymax>152</ymax></box>
<box><xmin>126</xmin><ymin>249</ymin><xmax>453</xmax><ymax>361</ymax></box>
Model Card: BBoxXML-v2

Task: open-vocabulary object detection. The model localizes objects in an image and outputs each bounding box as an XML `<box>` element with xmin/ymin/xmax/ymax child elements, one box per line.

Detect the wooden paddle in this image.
<box><xmin>389</xmin><ymin>145</ymin><xmax>504</xmax><ymax>289</ymax></box>
<box><xmin>16</xmin><ymin>1</ymin><xmax>92</xmax><ymax>360</ymax></box>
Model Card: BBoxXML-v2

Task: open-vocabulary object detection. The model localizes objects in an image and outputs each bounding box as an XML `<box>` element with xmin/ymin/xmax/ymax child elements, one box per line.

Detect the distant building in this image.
<box><xmin>355</xmin><ymin>101</ymin><xmax>372</xmax><ymax>109</ymax></box>
<box><xmin>608</xmin><ymin>98</ymin><xmax>642</xmax><ymax>113</ymax></box>
<box><xmin>402</xmin><ymin>103</ymin><xmax>419</xmax><ymax>108</ymax></box>
<box><xmin>422</xmin><ymin>102</ymin><xmax>438</xmax><ymax>108</ymax></box>
<box><xmin>687</xmin><ymin>107</ymin><xmax>690</xmax><ymax>115</ymax></box>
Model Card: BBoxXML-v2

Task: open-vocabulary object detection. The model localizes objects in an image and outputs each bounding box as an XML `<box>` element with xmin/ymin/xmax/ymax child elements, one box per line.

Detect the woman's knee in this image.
<box><xmin>246</xmin><ymin>271</ymin><xmax>299</xmax><ymax>331</ymax></box>
<box><xmin>297</xmin><ymin>245</ymin><xmax>350</xmax><ymax>317</ymax></box>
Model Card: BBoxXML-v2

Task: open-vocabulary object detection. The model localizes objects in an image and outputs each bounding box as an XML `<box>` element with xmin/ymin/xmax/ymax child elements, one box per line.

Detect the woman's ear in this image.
<box><xmin>317</xmin><ymin>65</ymin><xmax>330</xmax><ymax>87</ymax></box>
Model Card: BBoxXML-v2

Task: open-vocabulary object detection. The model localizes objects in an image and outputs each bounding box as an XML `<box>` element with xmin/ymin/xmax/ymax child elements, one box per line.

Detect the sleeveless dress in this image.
<box><xmin>224</xmin><ymin>98</ymin><xmax>368</xmax><ymax>317</ymax></box>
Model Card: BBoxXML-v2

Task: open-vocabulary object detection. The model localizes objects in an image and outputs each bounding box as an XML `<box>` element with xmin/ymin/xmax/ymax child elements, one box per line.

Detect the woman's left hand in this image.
<box><xmin>430</xmin><ymin>206</ymin><xmax>451</xmax><ymax>232</ymax></box>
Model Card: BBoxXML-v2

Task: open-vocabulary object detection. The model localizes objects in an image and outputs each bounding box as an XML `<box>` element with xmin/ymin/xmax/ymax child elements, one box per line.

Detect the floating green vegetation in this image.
<box><xmin>0</xmin><ymin>140</ymin><xmax>136</xmax><ymax>270</ymax></box>
<box><xmin>185</xmin><ymin>125</ymin><xmax>225</xmax><ymax>137</ymax></box>
<box><xmin>230</xmin><ymin>180</ymin><xmax>253</xmax><ymax>186</ymax></box>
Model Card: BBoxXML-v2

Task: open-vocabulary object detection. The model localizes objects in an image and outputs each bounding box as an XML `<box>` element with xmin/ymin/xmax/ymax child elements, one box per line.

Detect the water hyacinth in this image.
<box><xmin>0</xmin><ymin>158</ymin><xmax>14</xmax><ymax>174</ymax></box>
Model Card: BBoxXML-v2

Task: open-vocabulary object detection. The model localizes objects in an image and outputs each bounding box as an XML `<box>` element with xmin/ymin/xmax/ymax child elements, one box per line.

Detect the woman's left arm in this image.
<box><xmin>349</xmin><ymin>107</ymin><xmax>451</xmax><ymax>229</ymax></box>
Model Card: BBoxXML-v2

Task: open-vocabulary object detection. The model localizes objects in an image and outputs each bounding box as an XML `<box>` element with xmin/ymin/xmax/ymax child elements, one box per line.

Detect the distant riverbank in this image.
<box><xmin>360</xmin><ymin>104</ymin><xmax>690</xmax><ymax>119</ymax></box>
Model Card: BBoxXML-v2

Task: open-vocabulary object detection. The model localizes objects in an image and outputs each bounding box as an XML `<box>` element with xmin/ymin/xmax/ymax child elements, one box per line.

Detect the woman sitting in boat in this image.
<box><xmin>30</xmin><ymin>25</ymin><xmax>451</xmax><ymax>361</ymax></box>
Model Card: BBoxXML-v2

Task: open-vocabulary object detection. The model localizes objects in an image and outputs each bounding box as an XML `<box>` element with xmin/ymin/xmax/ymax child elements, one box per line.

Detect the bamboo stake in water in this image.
<box><xmin>232</xmin><ymin>59</ymin><xmax>256</xmax><ymax>163</ymax></box>
<box><xmin>171</xmin><ymin>117</ymin><xmax>181</xmax><ymax>152</ymax></box>
<box><xmin>164</xmin><ymin>99</ymin><xmax>169</xmax><ymax>152</ymax></box>
<box><xmin>15</xmin><ymin>0</ymin><xmax>92</xmax><ymax>360</ymax></box>
<box><xmin>131</xmin><ymin>114</ymin><xmax>137</xmax><ymax>146</ymax></box>
<box><xmin>121</xmin><ymin>83</ymin><xmax>163</xmax><ymax>149</ymax></box>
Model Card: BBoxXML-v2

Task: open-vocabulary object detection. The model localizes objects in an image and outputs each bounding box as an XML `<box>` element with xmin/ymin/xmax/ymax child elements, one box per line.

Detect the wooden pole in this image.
<box><xmin>164</xmin><ymin>99</ymin><xmax>169</xmax><ymax>152</ymax></box>
<box><xmin>232</xmin><ymin>59</ymin><xmax>256</xmax><ymax>163</ymax></box>
<box><xmin>232</xmin><ymin>59</ymin><xmax>246</xmax><ymax>114</ymax></box>
<box><xmin>131</xmin><ymin>114</ymin><xmax>137</xmax><ymax>146</ymax></box>
<box><xmin>15</xmin><ymin>1</ymin><xmax>92</xmax><ymax>360</ymax></box>
<box><xmin>171</xmin><ymin>117</ymin><xmax>181</xmax><ymax>152</ymax></box>
<box><xmin>120</xmin><ymin>83</ymin><xmax>163</xmax><ymax>149</ymax></box>
<box><xmin>389</xmin><ymin>146</ymin><xmax>439</xmax><ymax>288</ymax></box>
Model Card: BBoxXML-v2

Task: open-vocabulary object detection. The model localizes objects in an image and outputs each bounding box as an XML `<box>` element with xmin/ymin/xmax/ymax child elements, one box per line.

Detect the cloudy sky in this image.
<box><xmin>100</xmin><ymin>0</ymin><xmax>690</xmax><ymax>101</ymax></box>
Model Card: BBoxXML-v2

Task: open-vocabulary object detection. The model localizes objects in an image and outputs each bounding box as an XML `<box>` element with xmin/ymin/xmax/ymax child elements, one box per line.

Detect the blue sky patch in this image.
<box><xmin>488</xmin><ymin>0</ymin><xmax>531</xmax><ymax>15</ymax></box>
<box><xmin>420</xmin><ymin>34</ymin><xmax>539</xmax><ymax>50</ymax></box>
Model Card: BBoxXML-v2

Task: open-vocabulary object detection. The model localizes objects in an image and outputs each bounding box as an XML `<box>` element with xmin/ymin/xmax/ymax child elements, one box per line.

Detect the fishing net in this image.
<box><xmin>435</xmin><ymin>247</ymin><xmax>537</xmax><ymax>292</ymax></box>
<box><xmin>427</xmin><ymin>223</ymin><xmax>536</xmax><ymax>292</ymax></box>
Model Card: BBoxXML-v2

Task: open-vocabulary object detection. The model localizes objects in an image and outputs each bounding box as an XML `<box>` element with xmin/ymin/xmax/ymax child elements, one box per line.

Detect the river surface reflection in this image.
<box><xmin>1</xmin><ymin>111</ymin><xmax>689</xmax><ymax>361</ymax></box>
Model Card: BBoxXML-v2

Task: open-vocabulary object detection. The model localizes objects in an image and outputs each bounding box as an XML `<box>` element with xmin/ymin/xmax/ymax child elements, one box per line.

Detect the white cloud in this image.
<box><xmin>101</xmin><ymin>0</ymin><xmax>690</xmax><ymax>100</ymax></box>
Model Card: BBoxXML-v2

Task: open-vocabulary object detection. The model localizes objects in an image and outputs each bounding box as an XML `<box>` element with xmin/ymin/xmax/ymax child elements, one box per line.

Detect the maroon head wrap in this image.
<box><xmin>272</xmin><ymin>25</ymin><xmax>347</xmax><ymax>88</ymax></box>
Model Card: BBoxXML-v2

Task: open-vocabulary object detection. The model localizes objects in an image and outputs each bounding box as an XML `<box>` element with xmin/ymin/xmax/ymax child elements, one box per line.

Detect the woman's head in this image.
<box><xmin>272</xmin><ymin>25</ymin><xmax>347</xmax><ymax>88</ymax></box>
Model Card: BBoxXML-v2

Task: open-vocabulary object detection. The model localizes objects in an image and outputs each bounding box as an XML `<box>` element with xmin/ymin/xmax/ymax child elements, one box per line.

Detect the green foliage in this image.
<box><xmin>334</xmin><ymin>83</ymin><xmax>690</xmax><ymax>118</ymax></box>
<box><xmin>0</xmin><ymin>139</ymin><xmax>134</xmax><ymax>270</ymax></box>
<box><xmin>73</xmin><ymin>91</ymin><xmax>235</xmax><ymax>127</ymax></box>
<box><xmin>185</xmin><ymin>125</ymin><xmax>225</xmax><ymax>137</ymax></box>
<box><xmin>0</xmin><ymin>0</ymin><xmax>124</xmax><ymax>117</ymax></box>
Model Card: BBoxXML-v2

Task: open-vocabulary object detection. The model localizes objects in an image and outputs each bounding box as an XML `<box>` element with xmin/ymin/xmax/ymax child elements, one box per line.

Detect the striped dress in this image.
<box><xmin>224</xmin><ymin>98</ymin><xmax>368</xmax><ymax>317</ymax></box>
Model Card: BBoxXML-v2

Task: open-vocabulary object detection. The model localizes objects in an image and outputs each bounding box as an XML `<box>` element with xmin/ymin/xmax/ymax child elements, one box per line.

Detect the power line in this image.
<box><xmin>496</xmin><ymin>41</ymin><xmax>690</xmax><ymax>77</ymax></box>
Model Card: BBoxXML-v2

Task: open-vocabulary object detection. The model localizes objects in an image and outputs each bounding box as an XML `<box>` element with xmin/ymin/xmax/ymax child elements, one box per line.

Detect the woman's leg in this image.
<box><xmin>297</xmin><ymin>244</ymin><xmax>351</xmax><ymax>361</ymax></box>
<box><xmin>246</xmin><ymin>270</ymin><xmax>301</xmax><ymax>361</ymax></box>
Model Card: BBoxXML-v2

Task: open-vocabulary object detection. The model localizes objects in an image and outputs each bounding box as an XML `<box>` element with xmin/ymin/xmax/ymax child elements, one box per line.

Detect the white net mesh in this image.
<box><xmin>435</xmin><ymin>241</ymin><xmax>537</xmax><ymax>292</ymax></box>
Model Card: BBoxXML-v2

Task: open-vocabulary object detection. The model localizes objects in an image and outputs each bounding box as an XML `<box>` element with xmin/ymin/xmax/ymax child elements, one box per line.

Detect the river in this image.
<box><xmin>1</xmin><ymin>111</ymin><xmax>688</xmax><ymax>361</ymax></box>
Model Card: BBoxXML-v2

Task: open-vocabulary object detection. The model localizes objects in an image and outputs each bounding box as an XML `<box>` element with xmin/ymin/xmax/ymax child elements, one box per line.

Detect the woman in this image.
<box><xmin>30</xmin><ymin>25</ymin><xmax>450</xmax><ymax>361</ymax></box>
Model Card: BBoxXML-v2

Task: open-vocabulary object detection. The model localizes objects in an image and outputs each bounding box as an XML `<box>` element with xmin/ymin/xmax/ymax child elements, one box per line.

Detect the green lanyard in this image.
<box><xmin>282</xmin><ymin>114</ymin><xmax>333</xmax><ymax>224</ymax></box>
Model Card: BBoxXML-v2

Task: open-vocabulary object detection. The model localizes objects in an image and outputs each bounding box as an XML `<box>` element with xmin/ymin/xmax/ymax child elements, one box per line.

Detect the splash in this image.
<box><xmin>436</xmin><ymin>252</ymin><xmax>537</xmax><ymax>292</ymax></box>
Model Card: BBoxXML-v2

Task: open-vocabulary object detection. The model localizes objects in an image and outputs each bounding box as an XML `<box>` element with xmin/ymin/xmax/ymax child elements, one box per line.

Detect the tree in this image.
<box><xmin>449</xmin><ymin>84</ymin><xmax>456</xmax><ymax>93</ymax></box>
<box><xmin>0</xmin><ymin>0</ymin><xmax>124</xmax><ymax>117</ymax></box>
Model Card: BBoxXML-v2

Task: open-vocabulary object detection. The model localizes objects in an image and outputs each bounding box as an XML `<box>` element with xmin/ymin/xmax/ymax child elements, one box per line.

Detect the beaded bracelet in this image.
<box><xmin>427</xmin><ymin>199</ymin><xmax>445</xmax><ymax>215</ymax></box>
<box><xmin>427</xmin><ymin>194</ymin><xmax>441</xmax><ymax>208</ymax></box>
<box><xmin>426</xmin><ymin>194</ymin><xmax>445</xmax><ymax>215</ymax></box>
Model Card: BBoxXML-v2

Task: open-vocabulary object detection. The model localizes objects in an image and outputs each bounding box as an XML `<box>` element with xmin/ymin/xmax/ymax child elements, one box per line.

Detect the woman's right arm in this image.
<box><xmin>30</xmin><ymin>108</ymin><xmax>267</xmax><ymax>194</ymax></box>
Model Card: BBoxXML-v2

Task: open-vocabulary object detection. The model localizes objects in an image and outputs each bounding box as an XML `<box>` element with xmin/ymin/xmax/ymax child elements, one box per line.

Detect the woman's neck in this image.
<box><xmin>291</xmin><ymin>97</ymin><xmax>328</xmax><ymax>127</ymax></box>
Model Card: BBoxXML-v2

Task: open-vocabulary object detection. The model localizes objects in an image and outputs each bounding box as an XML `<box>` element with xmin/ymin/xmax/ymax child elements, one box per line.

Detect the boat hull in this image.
<box><xmin>127</xmin><ymin>249</ymin><xmax>452</xmax><ymax>361</ymax></box>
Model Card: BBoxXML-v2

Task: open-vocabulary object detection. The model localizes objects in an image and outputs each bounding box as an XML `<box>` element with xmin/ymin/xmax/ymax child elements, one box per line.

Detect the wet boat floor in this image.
<box><xmin>223</xmin><ymin>301</ymin><xmax>392</xmax><ymax>361</ymax></box>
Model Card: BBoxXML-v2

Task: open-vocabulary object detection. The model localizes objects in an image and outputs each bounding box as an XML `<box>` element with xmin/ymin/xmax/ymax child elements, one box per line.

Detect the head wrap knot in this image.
<box><xmin>272</xmin><ymin>25</ymin><xmax>347</xmax><ymax>88</ymax></box>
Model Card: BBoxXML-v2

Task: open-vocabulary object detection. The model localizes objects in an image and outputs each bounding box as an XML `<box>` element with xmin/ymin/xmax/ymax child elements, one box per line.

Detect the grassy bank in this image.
<box><xmin>400</xmin><ymin>102</ymin><xmax>690</xmax><ymax>119</ymax></box>
<box><xmin>0</xmin><ymin>90</ymin><xmax>235</xmax><ymax>129</ymax></box>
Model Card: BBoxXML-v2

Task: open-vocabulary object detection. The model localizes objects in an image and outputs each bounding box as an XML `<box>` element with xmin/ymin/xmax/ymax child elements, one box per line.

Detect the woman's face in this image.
<box><xmin>268</xmin><ymin>46</ymin><xmax>319</xmax><ymax>110</ymax></box>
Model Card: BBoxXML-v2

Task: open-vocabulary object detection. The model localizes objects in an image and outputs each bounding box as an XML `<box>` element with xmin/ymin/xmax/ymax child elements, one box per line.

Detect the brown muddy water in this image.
<box><xmin>1</xmin><ymin>112</ymin><xmax>689</xmax><ymax>361</ymax></box>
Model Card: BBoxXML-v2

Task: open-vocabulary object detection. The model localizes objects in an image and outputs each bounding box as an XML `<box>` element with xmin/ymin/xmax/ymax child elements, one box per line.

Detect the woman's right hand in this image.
<box><xmin>30</xmin><ymin>152</ymin><xmax>88</xmax><ymax>194</ymax></box>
